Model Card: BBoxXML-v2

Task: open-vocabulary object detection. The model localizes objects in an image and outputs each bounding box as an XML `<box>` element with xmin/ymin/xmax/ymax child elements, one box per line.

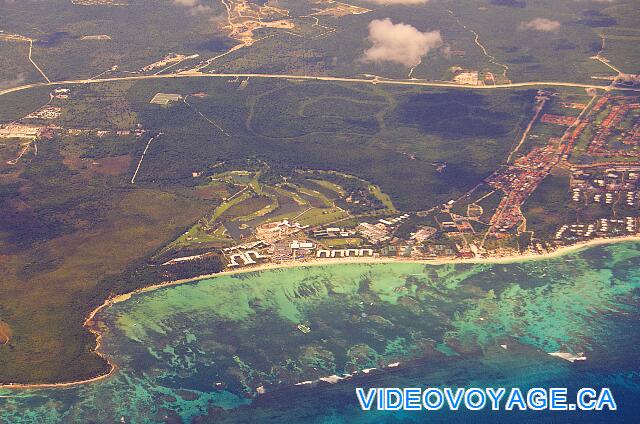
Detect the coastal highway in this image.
<box><xmin>1</xmin><ymin>71</ymin><xmax>639</xmax><ymax>98</ymax></box>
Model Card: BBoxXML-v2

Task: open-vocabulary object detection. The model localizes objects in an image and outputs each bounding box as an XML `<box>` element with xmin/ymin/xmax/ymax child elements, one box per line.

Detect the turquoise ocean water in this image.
<box><xmin>1</xmin><ymin>242</ymin><xmax>640</xmax><ymax>423</ymax></box>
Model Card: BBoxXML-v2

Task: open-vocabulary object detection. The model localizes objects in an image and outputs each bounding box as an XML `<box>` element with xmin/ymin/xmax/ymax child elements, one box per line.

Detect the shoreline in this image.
<box><xmin>2</xmin><ymin>234</ymin><xmax>639</xmax><ymax>391</ymax></box>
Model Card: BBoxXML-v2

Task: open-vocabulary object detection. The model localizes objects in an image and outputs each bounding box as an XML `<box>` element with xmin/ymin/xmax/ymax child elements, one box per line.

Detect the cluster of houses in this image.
<box><xmin>572</xmin><ymin>168</ymin><xmax>640</xmax><ymax>206</ymax></box>
<box><xmin>213</xmin><ymin>214</ymin><xmax>422</xmax><ymax>268</ymax></box>
<box><xmin>486</xmin><ymin>141</ymin><xmax>562</xmax><ymax>235</ymax></box>
<box><xmin>587</xmin><ymin>100</ymin><xmax>640</xmax><ymax>157</ymax></box>
<box><xmin>316</xmin><ymin>249</ymin><xmax>373</xmax><ymax>258</ymax></box>
<box><xmin>227</xmin><ymin>250</ymin><xmax>267</xmax><ymax>267</ymax></box>
<box><xmin>0</xmin><ymin>123</ymin><xmax>44</xmax><ymax>140</ymax></box>
<box><xmin>356</xmin><ymin>215</ymin><xmax>409</xmax><ymax>243</ymax></box>
<box><xmin>555</xmin><ymin>217</ymin><xmax>638</xmax><ymax>241</ymax></box>
<box><xmin>312</xmin><ymin>227</ymin><xmax>354</xmax><ymax>238</ymax></box>
<box><xmin>556</xmin><ymin>167</ymin><xmax>640</xmax><ymax>242</ymax></box>
<box><xmin>25</xmin><ymin>106</ymin><xmax>61</xmax><ymax>120</ymax></box>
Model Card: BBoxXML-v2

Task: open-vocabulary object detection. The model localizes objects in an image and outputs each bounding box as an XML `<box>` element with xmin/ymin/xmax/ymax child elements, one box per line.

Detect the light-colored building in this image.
<box><xmin>150</xmin><ymin>93</ymin><xmax>182</xmax><ymax>105</ymax></box>
<box><xmin>0</xmin><ymin>124</ymin><xmax>42</xmax><ymax>140</ymax></box>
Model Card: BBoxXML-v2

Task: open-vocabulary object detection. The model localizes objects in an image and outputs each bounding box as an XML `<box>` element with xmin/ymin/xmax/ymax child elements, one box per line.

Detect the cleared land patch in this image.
<box><xmin>0</xmin><ymin>320</ymin><xmax>12</xmax><ymax>344</ymax></box>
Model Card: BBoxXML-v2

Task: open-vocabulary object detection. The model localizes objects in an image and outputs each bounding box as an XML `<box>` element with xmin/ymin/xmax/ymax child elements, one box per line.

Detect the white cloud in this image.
<box><xmin>359</xmin><ymin>0</ymin><xmax>429</xmax><ymax>5</ymax></box>
<box><xmin>189</xmin><ymin>4</ymin><xmax>213</xmax><ymax>14</ymax></box>
<box><xmin>362</xmin><ymin>18</ymin><xmax>442</xmax><ymax>67</ymax></box>
<box><xmin>0</xmin><ymin>73</ymin><xmax>26</xmax><ymax>91</ymax></box>
<box><xmin>173</xmin><ymin>0</ymin><xmax>212</xmax><ymax>16</ymax></box>
<box><xmin>518</xmin><ymin>18</ymin><xmax>561</xmax><ymax>32</ymax></box>
<box><xmin>173</xmin><ymin>0</ymin><xmax>197</xmax><ymax>5</ymax></box>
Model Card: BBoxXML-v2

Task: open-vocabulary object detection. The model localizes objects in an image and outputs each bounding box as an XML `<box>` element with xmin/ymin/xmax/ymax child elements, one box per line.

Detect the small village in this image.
<box><xmin>556</xmin><ymin>166</ymin><xmax>640</xmax><ymax>242</ymax></box>
<box><xmin>0</xmin><ymin>87</ymin><xmax>146</xmax><ymax>167</ymax></box>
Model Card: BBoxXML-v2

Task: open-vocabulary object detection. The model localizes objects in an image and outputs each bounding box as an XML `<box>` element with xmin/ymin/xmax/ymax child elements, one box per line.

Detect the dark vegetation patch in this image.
<box><xmin>15</xmin><ymin>248</ymin><xmax>65</xmax><ymax>281</ymax></box>
<box><xmin>223</xmin><ymin>195</ymin><xmax>271</xmax><ymax>218</ymax></box>
<box><xmin>0</xmin><ymin>204</ymin><xmax>72</xmax><ymax>253</ymax></box>
<box><xmin>79</xmin><ymin>135</ymin><xmax>136</xmax><ymax>159</ymax></box>
<box><xmin>246</xmin><ymin>188</ymin><xmax>299</xmax><ymax>225</ymax></box>
<box><xmin>553</xmin><ymin>40</ymin><xmax>578</xmax><ymax>51</ymax></box>
<box><xmin>195</xmin><ymin>37</ymin><xmax>239</xmax><ymax>52</ymax></box>
<box><xmin>579</xmin><ymin>10</ymin><xmax>617</xmax><ymax>28</ymax></box>
<box><xmin>490</xmin><ymin>0</ymin><xmax>526</xmax><ymax>8</ymax></box>
<box><xmin>587</xmin><ymin>41</ymin><xmax>603</xmax><ymax>54</ymax></box>
<box><xmin>510</xmin><ymin>54</ymin><xmax>537</xmax><ymax>64</ymax></box>
<box><xmin>34</xmin><ymin>32</ymin><xmax>77</xmax><ymax>47</ymax></box>
<box><xmin>299</xmin><ymin>179</ymin><xmax>341</xmax><ymax>200</ymax></box>
<box><xmin>249</xmin><ymin>85</ymin><xmax>383</xmax><ymax>138</ymax></box>
<box><xmin>523</xmin><ymin>170</ymin><xmax>571</xmax><ymax>240</ymax></box>
<box><xmin>499</xmin><ymin>46</ymin><xmax>521</xmax><ymax>53</ymax></box>
<box><xmin>0</xmin><ymin>145</ymin><xmax>83</xmax><ymax>252</ymax></box>
<box><xmin>0</xmin><ymin>86</ymin><xmax>51</xmax><ymax>124</ymax></box>
<box><xmin>300</xmin><ymin>97</ymin><xmax>384</xmax><ymax>119</ymax></box>
<box><xmin>395</xmin><ymin>92</ymin><xmax>513</xmax><ymax>138</ymax></box>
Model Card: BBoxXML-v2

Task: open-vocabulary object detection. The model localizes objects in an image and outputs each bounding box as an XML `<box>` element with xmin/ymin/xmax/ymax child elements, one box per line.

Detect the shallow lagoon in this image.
<box><xmin>2</xmin><ymin>242</ymin><xmax>640</xmax><ymax>423</ymax></box>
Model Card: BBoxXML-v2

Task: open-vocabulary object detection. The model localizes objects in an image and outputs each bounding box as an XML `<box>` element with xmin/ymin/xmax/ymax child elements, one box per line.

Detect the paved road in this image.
<box><xmin>1</xmin><ymin>71</ymin><xmax>638</xmax><ymax>98</ymax></box>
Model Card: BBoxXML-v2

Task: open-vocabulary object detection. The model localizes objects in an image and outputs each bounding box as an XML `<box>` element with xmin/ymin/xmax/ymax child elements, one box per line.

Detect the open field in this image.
<box><xmin>523</xmin><ymin>168</ymin><xmax>572</xmax><ymax>241</ymax></box>
<box><xmin>0</xmin><ymin>86</ymin><xmax>51</xmax><ymax>124</ymax></box>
